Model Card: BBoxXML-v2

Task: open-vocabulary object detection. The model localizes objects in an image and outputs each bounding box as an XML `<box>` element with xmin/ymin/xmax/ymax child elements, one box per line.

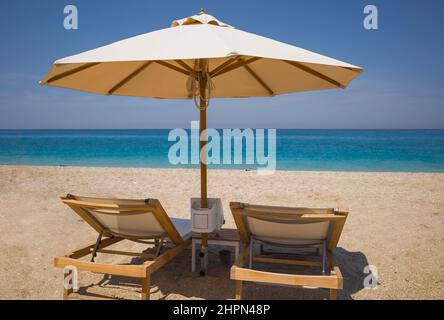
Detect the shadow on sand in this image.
<box><xmin>74</xmin><ymin>247</ymin><xmax>371</xmax><ymax>300</ymax></box>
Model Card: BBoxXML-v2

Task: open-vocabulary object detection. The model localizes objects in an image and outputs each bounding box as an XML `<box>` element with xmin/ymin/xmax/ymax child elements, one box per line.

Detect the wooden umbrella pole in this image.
<box><xmin>199</xmin><ymin>59</ymin><xmax>208</xmax><ymax>210</ymax></box>
<box><xmin>199</xmin><ymin>59</ymin><xmax>209</xmax><ymax>275</ymax></box>
<box><xmin>198</xmin><ymin>59</ymin><xmax>209</xmax><ymax>208</ymax></box>
<box><xmin>200</xmin><ymin>105</ymin><xmax>207</xmax><ymax>208</ymax></box>
<box><xmin>200</xmin><ymin>99</ymin><xmax>208</xmax><ymax>248</ymax></box>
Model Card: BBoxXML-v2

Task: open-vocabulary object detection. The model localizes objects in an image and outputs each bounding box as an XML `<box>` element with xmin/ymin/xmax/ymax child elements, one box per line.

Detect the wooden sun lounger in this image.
<box><xmin>229</xmin><ymin>202</ymin><xmax>348</xmax><ymax>300</ymax></box>
<box><xmin>55</xmin><ymin>194</ymin><xmax>191</xmax><ymax>300</ymax></box>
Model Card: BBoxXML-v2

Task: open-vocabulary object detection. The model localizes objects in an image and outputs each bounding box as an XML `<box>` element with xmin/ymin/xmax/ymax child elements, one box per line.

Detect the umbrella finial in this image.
<box><xmin>171</xmin><ymin>10</ymin><xmax>233</xmax><ymax>28</ymax></box>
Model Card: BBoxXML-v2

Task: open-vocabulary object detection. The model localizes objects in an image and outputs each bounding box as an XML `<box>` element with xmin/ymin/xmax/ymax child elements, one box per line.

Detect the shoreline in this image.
<box><xmin>2</xmin><ymin>164</ymin><xmax>444</xmax><ymax>175</ymax></box>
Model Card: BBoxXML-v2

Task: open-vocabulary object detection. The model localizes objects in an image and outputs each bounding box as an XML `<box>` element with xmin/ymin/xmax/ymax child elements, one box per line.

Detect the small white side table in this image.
<box><xmin>191</xmin><ymin>229</ymin><xmax>241</xmax><ymax>272</ymax></box>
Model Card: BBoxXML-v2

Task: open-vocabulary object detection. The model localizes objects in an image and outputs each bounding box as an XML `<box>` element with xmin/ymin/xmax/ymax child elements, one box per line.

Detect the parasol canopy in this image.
<box><xmin>41</xmin><ymin>11</ymin><xmax>362</xmax><ymax>100</ymax></box>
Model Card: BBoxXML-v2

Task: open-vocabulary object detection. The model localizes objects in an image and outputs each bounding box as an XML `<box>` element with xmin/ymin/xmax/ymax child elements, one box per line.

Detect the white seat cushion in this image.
<box><xmin>171</xmin><ymin>218</ymin><xmax>192</xmax><ymax>237</ymax></box>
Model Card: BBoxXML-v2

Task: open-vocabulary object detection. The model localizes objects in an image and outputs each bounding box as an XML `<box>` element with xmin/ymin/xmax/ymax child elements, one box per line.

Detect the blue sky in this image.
<box><xmin>0</xmin><ymin>0</ymin><xmax>443</xmax><ymax>129</ymax></box>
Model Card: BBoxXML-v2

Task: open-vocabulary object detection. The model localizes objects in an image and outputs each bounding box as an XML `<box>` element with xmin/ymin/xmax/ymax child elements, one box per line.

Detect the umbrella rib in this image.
<box><xmin>154</xmin><ymin>61</ymin><xmax>190</xmax><ymax>76</ymax></box>
<box><xmin>212</xmin><ymin>57</ymin><xmax>261</xmax><ymax>78</ymax></box>
<box><xmin>242</xmin><ymin>63</ymin><xmax>274</xmax><ymax>96</ymax></box>
<box><xmin>107</xmin><ymin>61</ymin><xmax>153</xmax><ymax>95</ymax></box>
<box><xmin>45</xmin><ymin>62</ymin><xmax>101</xmax><ymax>84</ymax></box>
<box><xmin>209</xmin><ymin>57</ymin><xmax>239</xmax><ymax>77</ymax></box>
<box><xmin>174</xmin><ymin>60</ymin><xmax>194</xmax><ymax>73</ymax></box>
<box><xmin>283</xmin><ymin>60</ymin><xmax>345</xmax><ymax>88</ymax></box>
<box><xmin>341</xmin><ymin>66</ymin><xmax>362</xmax><ymax>73</ymax></box>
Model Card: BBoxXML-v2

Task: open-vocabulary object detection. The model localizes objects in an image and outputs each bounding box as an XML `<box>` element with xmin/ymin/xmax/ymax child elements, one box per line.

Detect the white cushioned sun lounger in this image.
<box><xmin>230</xmin><ymin>202</ymin><xmax>348</xmax><ymax>300</ymax></box>
<box><xmin>55</xmin><ymin>194</ymin><xmax>191</xmax><ymax>300</ymax></box>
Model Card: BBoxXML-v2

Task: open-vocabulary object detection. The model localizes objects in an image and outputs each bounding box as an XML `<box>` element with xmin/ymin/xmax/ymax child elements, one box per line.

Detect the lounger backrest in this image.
<box><xmin>61</xmin><ymin>194</ymin><xmax>183</xmax><ymax>244</ymax></box>
<box><xmin>230</xmin><ymin>202</ymin><xmax>348</xmax><ymax>251</ymax></box>
<box><xmin>245</xmin><ymin>216</ymin><xmax>330</xmax><ymax>245</ymax></box>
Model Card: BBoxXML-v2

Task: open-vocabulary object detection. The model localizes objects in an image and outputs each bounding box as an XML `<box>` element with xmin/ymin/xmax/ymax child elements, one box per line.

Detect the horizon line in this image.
<box><xmin>0</xmin><ymin>128</ymin><xmax>444</xmax><ymax>131</ymax></box>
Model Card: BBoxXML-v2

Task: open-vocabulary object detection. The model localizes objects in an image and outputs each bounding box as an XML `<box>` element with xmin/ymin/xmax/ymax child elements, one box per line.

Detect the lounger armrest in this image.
<box><xmin>334</xmin><ymin>208</ymin><xmax>349</xmax><ymax>216</ymax></box>
<box><xmin>230</xmin><ymin>202</ymin><xmax>243</xmax><ymax>210</ymax></box>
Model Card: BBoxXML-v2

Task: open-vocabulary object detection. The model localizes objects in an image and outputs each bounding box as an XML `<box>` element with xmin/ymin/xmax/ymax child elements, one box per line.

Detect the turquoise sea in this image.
<box><xmin>0</xmin><ymin>130</ymin><xmax>443</xmax><ymax>172</ymax></box>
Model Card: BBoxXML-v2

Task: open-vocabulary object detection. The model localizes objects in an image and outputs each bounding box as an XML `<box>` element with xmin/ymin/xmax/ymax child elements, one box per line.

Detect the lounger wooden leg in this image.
<box><xmin>329</xmin><ymin>289</ymin><xmax>337</xmax><ymax>300</ymax></box>
<box><xmin>141</xmin><ymin>275</ymin><xmax>151</xmax><ymax>300</ymax></box>
<box><xmin>235</xmin><ymin>280</ymin><xmax>243</xmax><ymax>300</ymax></box>
<box><xmin>63</xmin><ymin>269</ymin><xmax>74</xmax><ymax>300</ymax></box>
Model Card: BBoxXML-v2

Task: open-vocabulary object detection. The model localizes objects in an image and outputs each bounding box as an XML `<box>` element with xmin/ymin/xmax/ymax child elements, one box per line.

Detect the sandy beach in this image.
<box><xmin>0</xmin><ymin>165</ymin><xmax>443</xmax><ymax>300</ymax></box>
